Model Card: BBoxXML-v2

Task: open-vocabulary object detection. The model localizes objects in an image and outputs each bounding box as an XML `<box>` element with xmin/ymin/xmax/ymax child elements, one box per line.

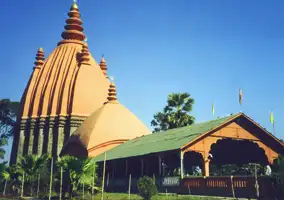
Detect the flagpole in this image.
<box><xmin>239</xmin><ymin>88</ymin><xmax>243</xmax><ymax>113</ymax></box>
<box><xmin>273</xmin><ymin>121</ymin><xmax>275</xmax><ymax>136</ymax></box>
<box><xmin>212</xmin><ymin>101</ymin><xmax>215</xmax><ymax>119</ymax></box>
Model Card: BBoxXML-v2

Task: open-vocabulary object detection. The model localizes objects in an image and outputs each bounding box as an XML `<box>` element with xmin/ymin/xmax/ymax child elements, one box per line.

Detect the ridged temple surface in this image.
<box><xmin>19</xmin><ymin>44</ymin><xmax>109</xmax><ymax>119</ymax></box>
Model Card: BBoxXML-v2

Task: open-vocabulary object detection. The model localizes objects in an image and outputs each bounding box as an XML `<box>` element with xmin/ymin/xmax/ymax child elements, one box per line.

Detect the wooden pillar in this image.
<box><xmin>125</xmin><ymin>160</ymin><xmax>128</xmax><ymax>176</ymax></box>
<box><xmin>202</xmin><ymin>151</ymin><xmax>210</xmax><ymax>176</ymax></box>
<box><xmin>180</xmin><ymin>151</ymin><xmax>184</xmax><ymax>179</ymax></box>
<box><xmin>158</xmin><ymin>156</ymin><xmax>162</xmax><ymax>176</ymax></box>
<box><xmin>112</xmin><ymin>162</ymin><xmax>115</xmax><ymax>180</ymax></box>
<box><xmin>140</xmin><ymin>158</ymin><xmax>144</xmax><ymax>176</ymax></box>
<box><xmin>203</xmin><ymin>161</ymin><xmax>210</xmax><ymax>177</ymax></box>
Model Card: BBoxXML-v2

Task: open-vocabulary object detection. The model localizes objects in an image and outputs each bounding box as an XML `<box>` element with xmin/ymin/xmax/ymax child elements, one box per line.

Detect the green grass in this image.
<box><xmin>91</xmin><ymin>193</ymin><xmax>231</xmax><ymax>200</ymax></box>
<box><xmin>0</xmin><ymin>193</ymin><xmax>234</xmax><ymax>200</ymax></box>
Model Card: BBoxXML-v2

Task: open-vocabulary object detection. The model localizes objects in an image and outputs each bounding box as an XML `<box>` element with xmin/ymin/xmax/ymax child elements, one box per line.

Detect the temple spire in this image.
<box><xmin>99</xmin><ymin>55</ymin><xmax>108</xmax><ymax>78</ymax></box>
<box><xmin>59</xmin><ymin>1</ymin><xmax>86</xmax><ymax>44</ymax></box>
<box><xmin>80</xmin><ymin>42</ymin><xmax>90</xmax><ymax>65</ymax></box>
<box><xmin>105</xmin><ymin>82</ymin><xmax>118</xmax><ymax>104</ymax></box>
<box><xmin>34</xmin><ymin>48</ymin><xmax>45</xmax><ymax>69</ymax></box>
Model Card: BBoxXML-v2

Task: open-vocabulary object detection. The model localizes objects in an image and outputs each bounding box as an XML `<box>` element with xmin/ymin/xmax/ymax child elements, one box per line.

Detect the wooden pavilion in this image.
<box><xmin>94</xmin><ymin>113</ymin><xmax>284</xmax><ymax>178</ymax></box>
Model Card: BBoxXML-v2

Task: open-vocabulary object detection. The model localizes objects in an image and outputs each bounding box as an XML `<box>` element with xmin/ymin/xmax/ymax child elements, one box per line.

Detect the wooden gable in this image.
<box><xmin>182</xmin><ymin>114</ymin><xmax>284</xmax><ymax>164</ymax></box>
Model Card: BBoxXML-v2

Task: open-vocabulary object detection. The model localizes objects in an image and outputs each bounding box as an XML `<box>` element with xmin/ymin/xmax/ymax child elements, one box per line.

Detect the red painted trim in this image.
<box><xmin>87</xmin><ymin>139</ymin><xmax>129</xmax><ymax>152</ymax></box>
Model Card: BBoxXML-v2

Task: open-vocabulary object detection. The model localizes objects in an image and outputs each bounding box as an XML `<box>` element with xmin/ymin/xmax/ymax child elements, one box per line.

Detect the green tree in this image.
<box><xmin>137</xmin><ymin>176</ymin><xmax>157</xmax><ymax>200</ymax></box>
<box><xmin>1</xmin><ymin>164</ymin><xmax>23</xmax><ymax>197</ymax></box>
<box><xmin>0</xmin><ymin>136</ymin><xmax>8</xmax><ymax>160</ymax></box>
<box><xmin>151</xmin><ymin>93</ymin><xmax>195</xmax><ymax>132</ymax></box>
<box><xmin>57</xmin><ymin>156</ymin><xmax>97</xmax><ymax>198</ymax></box>
<box><xmin>0</xmin><ymin>99</ymin><xmax>19</xmax><ymax>160</ymax></box>
<box><xmin>18</xmin><ymin>154</ymin><xmax>49</xmax><ymax>196</ymax></box>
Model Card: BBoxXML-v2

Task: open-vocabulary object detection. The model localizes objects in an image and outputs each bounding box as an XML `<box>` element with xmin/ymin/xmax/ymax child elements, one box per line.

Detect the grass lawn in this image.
<box><xmin>0</xmin><ymin>193</ymin><xmax>234</xmax><ymax>200</ymax></box>
<box><xmin>92</xmin><ymin>193</ymin><xmax>233</xmax><ymax>200</ymax></box>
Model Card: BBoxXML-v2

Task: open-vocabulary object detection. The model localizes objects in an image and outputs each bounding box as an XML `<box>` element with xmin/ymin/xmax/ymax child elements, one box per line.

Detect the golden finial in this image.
<box><xmin>71</xmin><ymin>0</ymin><xmax>78</xmax><ymax>9</ymax></box>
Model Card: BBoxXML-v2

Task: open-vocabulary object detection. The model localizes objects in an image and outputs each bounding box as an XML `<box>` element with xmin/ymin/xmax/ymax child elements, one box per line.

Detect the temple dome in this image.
<box><xmin>62</xmin><ymin>83</ymin><xmax>151</xmax><ymax>157</ymax></box>
<box><xmin>19</xmin><ymin>2</ymin><xmax>109</xmax><ymax>119</ymax></box>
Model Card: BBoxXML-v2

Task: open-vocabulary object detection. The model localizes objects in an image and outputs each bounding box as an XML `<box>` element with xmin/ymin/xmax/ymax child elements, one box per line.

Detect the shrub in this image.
<box><xmin>137</xmin><ymin>176</ymin><xmax>157</xmax><ymax>200</ymax></box>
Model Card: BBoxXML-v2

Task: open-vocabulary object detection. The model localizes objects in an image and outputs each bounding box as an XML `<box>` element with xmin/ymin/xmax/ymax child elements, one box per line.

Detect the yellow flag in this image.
<box><xmin>212</xmin><ymin>102</ymin><xmax>215</xmax><ymax>117</ymax></box>
<box><xmin>239</xmin><ymin>88</ymin><xmax>243</xmax><ymax>105</ymax></box>
<box><xmin>270</xmin><ymin>111</ymin><xmax>274</xmax><ymax>125</ymax></box>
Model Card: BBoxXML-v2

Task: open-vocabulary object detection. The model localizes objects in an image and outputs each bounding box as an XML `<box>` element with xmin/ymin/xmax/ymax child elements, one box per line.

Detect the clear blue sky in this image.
<box><xmin>1</xmin><ymin>0</ymin><xmax>284</xmax><ymax>162</ymax></box>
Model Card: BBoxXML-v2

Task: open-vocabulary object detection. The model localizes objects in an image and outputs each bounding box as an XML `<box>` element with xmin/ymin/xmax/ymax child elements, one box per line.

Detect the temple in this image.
<box><xmin>10</xmin><ymin>2</ymin><xmax>284</xmax><ymax>182</ymax></box>
<box><xmin>10</xmin><ymin>2</ymin><xmax>150</xmax><ymax>163</ymax></box>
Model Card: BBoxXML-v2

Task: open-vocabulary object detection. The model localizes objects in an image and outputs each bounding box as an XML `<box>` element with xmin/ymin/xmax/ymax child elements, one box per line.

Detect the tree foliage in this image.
<box><xmin>18</xmin><ymin>154</ymin><xmax>49</xmax><ymax>183</ymax></box>
<box><xmin>151</xmin><ymin>93</ymin><xmax>195</xmax><ymax>132</ymax></box>
<box><xmin>137</xmin><ymin>176</ymin><xmax>157</xmax><ymax>200</ymax></box>
<box><xmin>0</xmin><ymin>99</ymin><xmax>19</xmax><ymax>160</ymax></box>
<box><xmin>57</xmin><ymin>156</ymin><xmax>97</xmax><ymax>197</ymax></box>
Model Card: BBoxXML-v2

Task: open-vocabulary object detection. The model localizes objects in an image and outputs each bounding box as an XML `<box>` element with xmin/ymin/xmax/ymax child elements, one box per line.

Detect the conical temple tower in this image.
<box><xmin>10</xmin><ymin>2</ymin><xmax>110</xmax><ymax>163</ymax></box>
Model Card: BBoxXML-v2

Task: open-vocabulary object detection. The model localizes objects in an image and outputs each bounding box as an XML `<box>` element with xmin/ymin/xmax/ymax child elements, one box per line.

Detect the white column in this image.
<box><xmin>180</xmin><ymin>151</ymin><xmax>184</xmax><ymax>179</ymax></box>
<box><xmin>37</xmin><ymin>128</ymin><xmax>44</xmax><ymax>156</ymax></box>
<box><xmin>47</xmin><ymin>127</ymin><xmax>53</xmax><ymax>155</ymax></box>
<box><xmin>17</xmin><ymin>130</ymin><xmax>25</xmax><ymax>163</ymax></box>
<box><xmin>28</xmin><ymin>130</ymin><xmax>34</xmax><ymax>154</ymax></box>
<box><xmin>57</xmin><ymin>126</ymin><xmax>64</xmax><ymax>156</ymax></box>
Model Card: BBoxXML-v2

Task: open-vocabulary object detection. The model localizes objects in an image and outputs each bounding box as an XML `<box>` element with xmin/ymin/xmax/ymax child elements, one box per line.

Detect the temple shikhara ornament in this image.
<box><xmin>10</xmin><ymin>2</ymin><xmax>150</xmax><ymax>164</ymax></box>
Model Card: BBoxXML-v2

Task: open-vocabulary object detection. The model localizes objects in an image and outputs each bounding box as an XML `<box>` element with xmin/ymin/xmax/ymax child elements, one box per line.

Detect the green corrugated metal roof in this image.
<box><xmin>94</xmin><ymin>113</ymin><xmax>240</xmax><ymax>162</ymax></box>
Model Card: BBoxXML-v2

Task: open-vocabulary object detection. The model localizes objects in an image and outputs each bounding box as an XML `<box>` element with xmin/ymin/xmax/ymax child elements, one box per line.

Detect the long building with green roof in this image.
<box><xmin>94</xmin><ymin>113</ymin><xmax>238</xmax><ymax>162</ymax></box>
<box><xmin>93</xmin><ymin>112</ymin><xmax>284</xmax><ymax>178</ymax></box>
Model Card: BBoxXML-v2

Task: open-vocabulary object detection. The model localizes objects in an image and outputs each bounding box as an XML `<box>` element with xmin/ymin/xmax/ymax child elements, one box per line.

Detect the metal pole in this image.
<box><xmin>188</xmin><ymin>184</ymin><xmax>191</xmax><ymax>195</ymax></box>
<box><xmin>230</xmin><ymin>176</ymin><xmax>235</xmax><ymax>198</ymax></box>
<box><xmin>273</xmin><ymin>122</ymin><xmax>276</xmax><ymax>136</ymax></box>
<box><xmin>49</xmin><ymin>158</ymin><xmax>53</xmax><ymax>200</ymax></box>
<box><xmin>60</xmin><ymin>167</ymin><xmax>63</xmax><ymax>200</ymax></box>
<box><xmin>37</xmin><ymin>173</ymin><xmax>40</xmax><ymax>198</ymax></box>
<box><xmin>21</xmin><ymin>172</ymin><xmax>25</xmax><ymax>198</ymax></box>
<box><xmin>3</xmin><ymin>180</ymin><xmax>7</xmax><ymax>196</ymax></box>
<box><xmin>101</xmin><ymin>152</ymin><xmax>107</xmax><ymax>200</ymax></box>
<box><xmin>128</xmin><ymin>174</ymin><xmax>132</xmax><ymax>200</ymax></box>
<box><xmin>92</xmin><ymin>166</ymin><xmax>95</xmax><ymax>200</ymax></box>
<box><xmin>83</xmin><ymin>182</ymin><xmax>85</xmax><ymax>200</ymax></box>
<box><xmin>255</xmin><ymin>164</ymin><xmax>259</xmax><ymax>198</ymax></box>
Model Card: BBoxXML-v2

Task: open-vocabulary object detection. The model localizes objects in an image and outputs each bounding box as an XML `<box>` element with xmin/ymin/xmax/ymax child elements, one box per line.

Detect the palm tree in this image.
<box><xmin>0</xmin><ymin>162</ymin><xmax>8</xmax><ymax>195</ymax></box>
<box><xmin>57</xmin><ymin>156</ymin><xmax>97</xmax><ymax>198</ymax></box>
<box><xmin>18</xmin><ymin>154</ymin><xmax>49</xmax><ymax>196</ymax></box>
<box><xmin>151</xmin><ymin>93</ymin><xmax>195</xmax><ymax>132</ymax></box>
<box><xmin>1</xmin><ymin>164</ymin><xmax>23</xmax><ymax>197</ymax></box>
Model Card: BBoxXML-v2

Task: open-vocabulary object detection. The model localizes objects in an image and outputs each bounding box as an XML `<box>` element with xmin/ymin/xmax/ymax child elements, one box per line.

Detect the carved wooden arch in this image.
<box><xmin>255</xmin><ymin>141</ymin><xmax>279</xmax><ymax>164</ymax></box>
